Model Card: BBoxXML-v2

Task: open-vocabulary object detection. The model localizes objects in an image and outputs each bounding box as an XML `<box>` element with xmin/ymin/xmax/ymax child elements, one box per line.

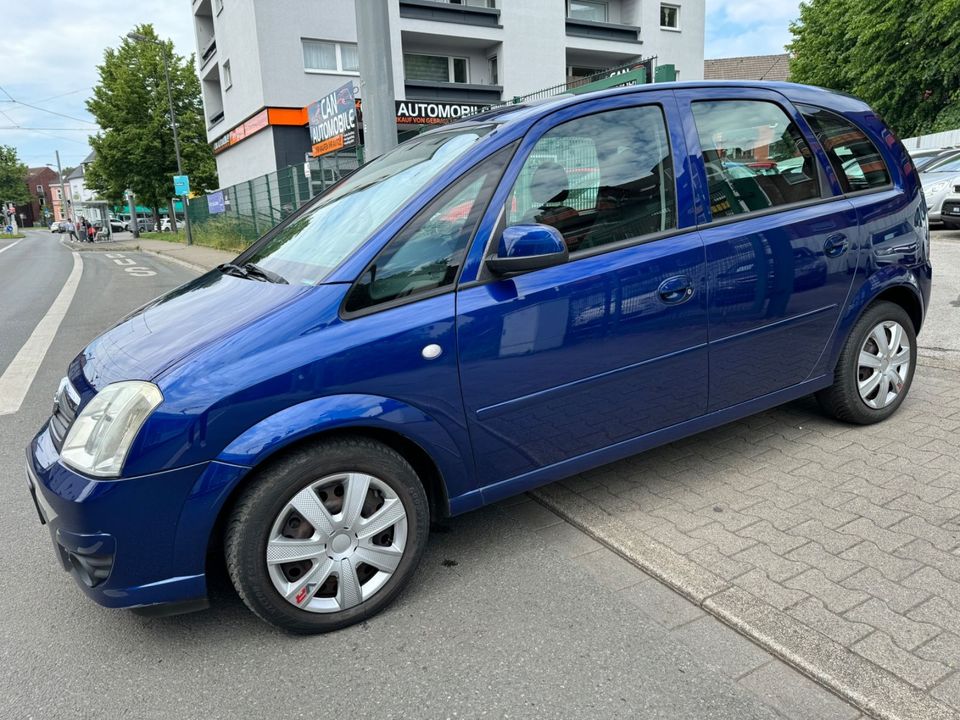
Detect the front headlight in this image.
<box><xmin>60</xmin><ymin>381</ymin><xmax>163</xmax><ymax>477</ymax></box>
<box><xmin>925</xmin><ymin>180</ymin><xmax>949</xmax><ymax>196</ymax></box>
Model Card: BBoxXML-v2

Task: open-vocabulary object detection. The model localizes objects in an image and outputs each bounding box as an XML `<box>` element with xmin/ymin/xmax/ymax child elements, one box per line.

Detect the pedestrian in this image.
<box><xmin>65</xmin><ymin>218</ymin><xmax>79</xmax><ymax>242</ymax></box>
<box><xmin>87</xmin><ymin>222</ymin><xmax>96</xmax><ymax>242</ymax></box>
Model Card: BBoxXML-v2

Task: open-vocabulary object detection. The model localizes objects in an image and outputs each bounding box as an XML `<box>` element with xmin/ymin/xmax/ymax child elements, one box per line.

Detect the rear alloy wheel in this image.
<box><xmin>817</xmin><ymin>301</ymin><xmax>917</xmax><ymax>424</ymax></box>
<box><xmin>225</xmin><ymin>437</ymin><xmax>429</xmax><ymax>634</ymax></box>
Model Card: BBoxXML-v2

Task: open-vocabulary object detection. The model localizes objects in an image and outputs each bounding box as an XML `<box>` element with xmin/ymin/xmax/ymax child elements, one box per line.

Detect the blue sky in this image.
<box><xmin>1</xmin><ymin>0</ymin><xmax>801</xmax><ymax>174</ymax></box>
<box><xmin>705</xmin><ymin>0</ymin><xmax>801</xmax><ymax>58</ymax></box>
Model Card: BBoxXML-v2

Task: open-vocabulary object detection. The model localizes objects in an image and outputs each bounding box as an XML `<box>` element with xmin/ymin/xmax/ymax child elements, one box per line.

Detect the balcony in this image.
<box><xmin>404</xmin><ymin>79</ymin><xmax>502</xmax><ymax>104</ymax></box>
<box><xmin>200</xmin><ymin>36</ymin><xmax>217</xmax><ymax>69</ymax></box>
<box><xmin>565</xmin><ymin>17</ymin><xmax>641</xmax><ymax>43</ymax></box>
<box><xmin>399</xmin><ymin>0</ymin><xmax>501</xmax><ymax>28</ymax></box>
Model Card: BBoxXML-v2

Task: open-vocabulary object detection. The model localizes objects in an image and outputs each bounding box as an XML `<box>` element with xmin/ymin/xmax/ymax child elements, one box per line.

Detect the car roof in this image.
<box><xmin>444</xmin><ymin>81</ymin><xmax>872</xmax><ymax>135</ymax></box>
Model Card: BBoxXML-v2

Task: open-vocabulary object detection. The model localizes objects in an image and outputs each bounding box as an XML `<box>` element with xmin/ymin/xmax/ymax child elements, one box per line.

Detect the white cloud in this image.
<box><xmin>0</xmin><ymin>0</ymin><xmax>197</xmax><ymax>167</ymax></box>
<box><xmin>705</xmin><ymin>0</ymin><xmax>801</xmax><ymax>58</ymax></box>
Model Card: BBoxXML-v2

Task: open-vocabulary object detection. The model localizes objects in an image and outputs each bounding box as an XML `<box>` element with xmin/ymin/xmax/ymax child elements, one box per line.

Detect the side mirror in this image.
<box><xmin>485</xmin><ymin>224</ymin><xmax>569</xmax><ymax>276</ymax></box>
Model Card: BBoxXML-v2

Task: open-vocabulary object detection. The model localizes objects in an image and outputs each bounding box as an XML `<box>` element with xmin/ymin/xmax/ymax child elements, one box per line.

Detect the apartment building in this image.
<box><xmin>193</xmin><ymin>0</ymin><xmax>705</xmax><ymax>187</ymax></box>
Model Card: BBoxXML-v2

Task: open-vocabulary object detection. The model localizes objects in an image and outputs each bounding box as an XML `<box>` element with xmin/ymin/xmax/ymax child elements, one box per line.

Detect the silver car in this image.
<box><xmin>919</xmin><ymin>151</ymin><xmax>960</xmax><ymax>222</ymax></box>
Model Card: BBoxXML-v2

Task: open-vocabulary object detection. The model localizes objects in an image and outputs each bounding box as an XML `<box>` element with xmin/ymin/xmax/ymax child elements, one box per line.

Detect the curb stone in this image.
<box><xmin>530</xmin><ymin>484</ymin><xmax>959</xmax><ymax>720</ymax></box>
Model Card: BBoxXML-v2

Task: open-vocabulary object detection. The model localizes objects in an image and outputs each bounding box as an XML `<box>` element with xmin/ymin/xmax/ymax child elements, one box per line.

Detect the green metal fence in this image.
<box><xmin>186</xmin><ymin>149</ymin><xmax>360</xmax><ymax>247</ymax></box>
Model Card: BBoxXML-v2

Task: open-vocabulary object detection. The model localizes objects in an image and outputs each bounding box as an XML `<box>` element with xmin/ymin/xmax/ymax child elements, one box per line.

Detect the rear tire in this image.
<box><xmin>224</xmin><ymin>436</ymin><xmax>430</xmax><ymax>634</ymax></box>
<box><xmin>816</xmin><ymin>301</ymin><xmax>916</xmax><ymax>424</ymax></box>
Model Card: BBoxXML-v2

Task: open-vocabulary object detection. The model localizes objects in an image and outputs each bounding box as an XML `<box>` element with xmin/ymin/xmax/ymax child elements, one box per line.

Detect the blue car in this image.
<box><xmin>26</xmin><ymin>81</ymin><xmax>931</xmax><ymax>633</ymax></box>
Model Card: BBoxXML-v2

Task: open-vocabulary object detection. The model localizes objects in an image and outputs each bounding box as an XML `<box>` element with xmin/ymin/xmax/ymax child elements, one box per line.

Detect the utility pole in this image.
<box><xmin>128</xmin><ymin>31</ymin><xmax>194</xmax><ymax>245</ymax></box>
<box><xmin>355</xmin><ymin>0</ymin><xmax>398</xmax><ymax>160</ymax></box>
<box><xmin>55</xmin><ymin>150</ymin><xmax>69</xmax><ymax>223</ymax></box>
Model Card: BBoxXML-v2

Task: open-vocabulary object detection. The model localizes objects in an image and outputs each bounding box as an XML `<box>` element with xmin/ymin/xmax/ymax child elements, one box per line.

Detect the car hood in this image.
<box><xmin>74</xmin><ymin>270</ymin><xmax>343</xmax><ymax>391</ymax></box>
<box><xmin>920</xmin><ymin>170</ymin><xmax>960</xmax><ymax>185</ymax></box>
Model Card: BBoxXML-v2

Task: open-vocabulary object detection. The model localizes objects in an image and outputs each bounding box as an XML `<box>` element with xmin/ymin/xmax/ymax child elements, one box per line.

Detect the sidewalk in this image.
<box><xmin>64</xmin><ymin>235</ymin><xmax>234</xmax><ymax>273</ymax></box>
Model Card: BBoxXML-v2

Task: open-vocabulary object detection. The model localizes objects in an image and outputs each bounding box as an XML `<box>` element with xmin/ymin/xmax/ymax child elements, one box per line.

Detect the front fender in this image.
<box><xmin>216</xmin><ymin>393</ymin><xmax>473</xmax><ymax>501</ymax></box>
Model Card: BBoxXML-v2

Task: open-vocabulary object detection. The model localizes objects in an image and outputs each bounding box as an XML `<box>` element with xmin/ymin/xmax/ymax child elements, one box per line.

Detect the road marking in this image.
<box><xmin>0</xmin><ymin>239</ymin><xmax>22</xmax><ymax>255</ymax></box>
<box><xmin>107</xmin><ymin>252</ymin><xmax>157</xmax><ymax>276</ymax></box>
<box><xmin>0</xmin><ymin>252</ymin><xmax>84</xmax><ymax>416</ymax></box>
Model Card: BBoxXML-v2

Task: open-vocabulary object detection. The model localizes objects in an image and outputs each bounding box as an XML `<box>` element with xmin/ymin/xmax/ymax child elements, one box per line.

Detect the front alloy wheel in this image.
<box><xmin>225</xmin><ymin>437</ymin><xmax>430</xmax><ymax>634</ymax></box>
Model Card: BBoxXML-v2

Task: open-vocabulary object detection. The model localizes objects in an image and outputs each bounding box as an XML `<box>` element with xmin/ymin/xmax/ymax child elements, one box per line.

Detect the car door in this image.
<box><xmin>455</xmin><ymin>94</ymin><xmax>709</xmax><ymax>496</ymax></box>
<box><xmin>674</xmin><ymin>88</ymin><xmax>861</xmax><ymax>411</ymax></box>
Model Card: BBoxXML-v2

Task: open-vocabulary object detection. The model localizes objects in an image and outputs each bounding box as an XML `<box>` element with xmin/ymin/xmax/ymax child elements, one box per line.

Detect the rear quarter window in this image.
<box><xmin>798</xmin><ymin>105</ymin><xmax>892</xmax><ymax>193</ymax></box>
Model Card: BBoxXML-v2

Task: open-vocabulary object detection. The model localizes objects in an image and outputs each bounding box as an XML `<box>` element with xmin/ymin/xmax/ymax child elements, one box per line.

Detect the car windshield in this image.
<box><xmin>922</xmin><ymin>153</ymin><xmax>960</xmax><ymax>173</ymax></box>
<box><xmin>240</xmin><ymin>126</ymin><xmax>493</xmax><ymax>285</ymax></box>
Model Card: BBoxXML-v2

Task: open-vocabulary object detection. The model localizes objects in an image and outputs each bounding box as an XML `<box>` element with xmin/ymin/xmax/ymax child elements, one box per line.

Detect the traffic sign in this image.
<box><xmin>173</xmin><ymin>175</ymin><xmax>190</xmax><ymax>196</ymax></box>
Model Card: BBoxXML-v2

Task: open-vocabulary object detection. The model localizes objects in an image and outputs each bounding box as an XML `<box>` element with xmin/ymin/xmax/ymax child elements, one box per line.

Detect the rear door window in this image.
<box><xmin>798</xmin><ymin>105</ymin><xmax>892</xmax><ymax>193</ymax></box>
<box><xmin>691</xmin><ymin>100</ymin><xmax>821</xmax><ymax>221</ymax></box>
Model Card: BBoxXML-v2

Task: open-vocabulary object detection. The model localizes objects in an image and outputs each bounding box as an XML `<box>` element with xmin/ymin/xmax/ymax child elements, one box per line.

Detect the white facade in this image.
<box><xmin>193</xmin><ymin>0</ymin><xmax>705</xmax><ymax>187</ymax></box>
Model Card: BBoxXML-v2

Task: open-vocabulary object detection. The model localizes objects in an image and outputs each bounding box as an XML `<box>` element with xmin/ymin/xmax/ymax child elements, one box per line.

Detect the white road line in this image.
<box><xmin>0</xmin><ymin>252</ymin><xmax>84</xmax><ymax>416</ymax></box>
<box><xmin>0</xmin><ymin>239</ymin><xmax>22</xmax><ymax>255</ymax></box>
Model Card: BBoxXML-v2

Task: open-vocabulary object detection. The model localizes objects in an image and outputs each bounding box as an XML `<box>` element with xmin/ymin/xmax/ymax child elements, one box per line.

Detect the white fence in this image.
<box><xmin>902</xmin><ymin>129</ymin><xmax>960</xmax><ymax>150</ymax></box>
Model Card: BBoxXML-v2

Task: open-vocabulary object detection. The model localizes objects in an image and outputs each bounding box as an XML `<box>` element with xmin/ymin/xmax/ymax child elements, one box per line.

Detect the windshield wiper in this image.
<box><xmin>217</xmin><ymin>262</ymin><xmax>288</xmax><ymax>284</ymax></box>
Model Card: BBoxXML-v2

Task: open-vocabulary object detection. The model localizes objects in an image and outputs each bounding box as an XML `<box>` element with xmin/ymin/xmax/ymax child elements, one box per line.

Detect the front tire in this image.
<box><xmin>225</xmin><ymin>437</ymin><xmax>430</xmax><ymax>634</ymax></box>
<box><xmin>816</xmin><ymin>301</ymin><xmax>917</xmax><ymax>424</ymax></box>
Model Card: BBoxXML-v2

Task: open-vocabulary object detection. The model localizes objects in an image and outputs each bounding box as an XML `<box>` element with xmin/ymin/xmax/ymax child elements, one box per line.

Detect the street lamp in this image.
<box><xmin>127</xmin><ymin>31</ymin><xmax>193</xmax><ymax>245</ymax></box>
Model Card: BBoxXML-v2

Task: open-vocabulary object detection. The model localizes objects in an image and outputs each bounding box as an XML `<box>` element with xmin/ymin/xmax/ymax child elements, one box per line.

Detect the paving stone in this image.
<box><xmin>742</xmin><ymin>500</ymin><xmax>807</xmax><ymax>531</ymax></box>
<box><xmin>903</xmin><ymin>567</ymin><xmax>960</xmax><ymax>610</ymax></box>
<box><xmin>738</xmin><ymin>659</ymin><xmax>861</xmax><ymax>720</ymax></box>
<box><xmin>845</xmin><ymin>598</ymin><xmax>941</xmax><ymax>651</ymax></box>
<box><xmin>670</xmin><ymin>615</ymin><xmax>774</xmax><ymax>680</ymax></box>
<box><xmin>535</xmin><ymin>521</ymin><xmax>604</xmax><ymax>559</ymax></box>
<box><xmin>840</xmin><ymin>542</ymin><xmax>922</xmax><ymax>582</ymax></box>
<box><xmin>837</xmin><ymin>518</ymin><xmax>914</xmax><ymax>553</ymax></box>
<box><xmin>695</xmin><ymin>505</ymin><xmax>760</xmax><ymax>532</ymax></box>
<box><xmin>931</xmin><ymin>673</ymin><xmax>960</xmax><ymax>712</ymax></box>
<box><xmin>787</xmin><ymin>519</ymin><xmax>861</xmax><ymax>554</ymax></box>
<box><xmin>572</xmin><ymin>547</ymin><xmax>650</xmax><ymax>592</ymax></box>
<box><xmin>734</xmin><ymin>544</ymin><xmax>808</xmax><ymax>583</ymax></box>
<box><xmin>787</xmin><ymin>542</ymin><xmax>863</xmax><ymax>583</ymax></box>
<box><xmin>853</xmin><ymin>632</ymin><xmax>952</xmax><ymax>689</ymax></box>
<box><xmin>892</xmin><ymin>517</ymin><xmax>960</xmax><ymax>552</ymax></box>
<box><xmin>616</xmin><ymin>578</ymin><xmax>705</xmax><ymax>629</ymax></box>
<box><xmin>785</xmin><ymin>570</ymin><xmax>869</xmax><ymax>614</ymax></box>
<box><xmin>738</xmin><ymin>520</ymin><xmax>809</xmax><ymax>555</ymax></box>
<box><xmin>503</xmin><ymin>499</ymin><xmax>564</xmax><ymax>530</ymax></box>
<box><xmin>909</xmin><ymin>597</ymin><xmax>960</xmax><ymax>637</ymax></box>
<box><xmin>916</xmin><ymin>633</ymin><xmax>960</xmax><ymax>670</ymax></box>
<box><xmin>690</xmin><ymin>522</ymin><xmax>757</xmax><ymax>556</ymax></box>
<box><xmin>842</xmin><ymin>496</ymin><xmax>910</xmax><ymax>528</ymax></box>
<box><xmin>836</xmin><ymin>475</ymin><xmax>905</xmax><ymax>506</ymax></box>
<box><xmin>896</xmin><ymin>539</ymin><xmax>960</xmax><ymax>582</ymax></box>
<box><xmin>841</xmin><ymin>568</ymin><xmax>930</xmax><ymax>614</ymax></box>
<box><xmin>788</xmin><ymin>597</ymin><xmax>873</xmax><ymax>646</ymax></box>
<box><xmin>687</xmin><ymin>545</ymin><xmax>753</xmax><ymax>582</ymax></box>
<box><xmin>888</xmin><ymin>494</ymin><xmax>960</xmax><ymax>526</ymax></box>
<box><xmin>793</xmin><ymin>499</ymin><xmax>858</xmax><ymax>529</ymax></box>
<box><xmin>734</xmin><ymin>569</ymin><xmax>809</xmax><ymax>610</ymax></box>
<box><xmin>641</xmin><ymin>522</ymin><xmax>706</xmax><ymax>556</ymax></box>
<box><xmin>649</xmin><ymin>504</ymin><xmax>714</xmax><ymax>532</ymax></box>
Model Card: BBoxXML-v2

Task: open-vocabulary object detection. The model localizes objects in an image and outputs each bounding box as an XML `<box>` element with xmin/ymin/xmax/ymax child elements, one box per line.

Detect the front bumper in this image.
<box><xmin>26</xmin><ymin>425</ymin><xmax>248</xmax><ymax>613</ymax></box>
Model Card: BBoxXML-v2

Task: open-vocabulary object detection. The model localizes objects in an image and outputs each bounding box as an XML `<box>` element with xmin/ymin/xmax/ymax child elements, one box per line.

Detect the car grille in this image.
<box><xmin>942</xmin><ymin>201</ymin><xmax>960</xmax><ymax>217</ymax></box>
<box><xmin>48</xmin><ymin>377</ymin><xmax>80</xmax><ymax>451</ymax></box>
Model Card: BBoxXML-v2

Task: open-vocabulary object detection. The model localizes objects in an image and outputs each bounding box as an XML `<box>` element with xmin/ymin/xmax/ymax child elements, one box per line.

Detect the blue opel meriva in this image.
<box><xmin>27</xmin><ymin>82</ymin><xmax>931</xmax><ymax>633</ymax></box>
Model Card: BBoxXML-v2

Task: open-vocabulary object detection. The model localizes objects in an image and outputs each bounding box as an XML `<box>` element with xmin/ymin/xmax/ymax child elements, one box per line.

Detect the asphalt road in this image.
<box><xmin>0</xmin><ymin>231</ymin><xmax>803</xmax><ymax>720</ymax></box>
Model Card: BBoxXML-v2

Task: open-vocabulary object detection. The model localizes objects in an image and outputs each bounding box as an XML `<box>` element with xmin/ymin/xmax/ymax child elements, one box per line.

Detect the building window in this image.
<box><xmin>36</xmin><ymin>184</ymin><xmax>43</xmax><ymax>193</ymax></box>
<box><xmin>488</xmin><ymin>55</ymin><xmax>498</xmax><ymax>85</ymax></box>
<box><xmin>660</xmin><ymin>3</ymin><xmax>679</xmax><ymax>29</ymax></box>
<box><xmin>302</xmin><ymin>39</ymin><xmax>360</xmax><ymax>74</ymax></box>
<box><xmin>569</xmin><ymin>0</ymin><xmax>608</xmax><ymax>22</ymax></box>
<box><xmin>404</xmin><ymin>54</ymin><xmax>470</xmax><ymax>84</ymax></box>
<box><xmin>222</xmin><ymin>60</ymin><xmax>232</xmax><ymax>89</ymax></box>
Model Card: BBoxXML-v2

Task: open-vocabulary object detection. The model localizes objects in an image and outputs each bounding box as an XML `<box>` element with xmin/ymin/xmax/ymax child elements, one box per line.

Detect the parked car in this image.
<box><xmin>909</xmin><ymin>147</ymin><xmax>960</xmax><ymax>171</ymax></box>
<box><xmin>919</xmin><ymin>152</ymin><xmax>960</xmax><ymax>222</ymax></box>
<box><xmin>114</xmin><ymin>213</ymin><xmax>132</xmax><ymax>231</ymax></box>
<box><xmin>49</xmin><ymin>221</ymin><xmax>63</xmax><ymax>233</ymax></box>
<box><xmin>26</xmin><ymin>81</ymin><xmax>931</xmax><ymax>634</ymax></box>
<box><xmin>109</xmin><ymin>219</ymin><xmax>124</xmax><ymax>233</ymax></box>
<box><xmin>159</xmin><ymin>217</ymin><xmax>183</xmax><ymax>232</ymax></box>
<box><xmin>136</xmin><ymin>218</ymin><xmax>155</xmax><ymax>232</ymax></box>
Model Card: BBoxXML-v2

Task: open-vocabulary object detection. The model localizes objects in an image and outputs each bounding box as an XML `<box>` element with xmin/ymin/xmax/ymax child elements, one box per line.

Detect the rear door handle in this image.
<box><xmin>658</xmin><ymin>275</ymin><xmax>695</xmax><ymax>305</ymax></box>
<box><xmin>824</xmin><ymin>233</ymin><xmax>849</xmax><ymax>258</ymax></box>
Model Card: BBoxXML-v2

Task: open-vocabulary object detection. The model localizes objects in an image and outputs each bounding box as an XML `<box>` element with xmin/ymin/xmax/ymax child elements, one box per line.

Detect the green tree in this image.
<box><xmin>85</xmin><ymin>23</ymin><xmax>217</xmax><ymax>224</ymax></box>
<box><xmin>789</xmin><ymin>0</ymin><xmax>960</xmax><ymax>137</ymax></box>
<box><xmin>0</xmin><ymin>145</ymin><xmax>30</xmax><ymax>205</ymax></box>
